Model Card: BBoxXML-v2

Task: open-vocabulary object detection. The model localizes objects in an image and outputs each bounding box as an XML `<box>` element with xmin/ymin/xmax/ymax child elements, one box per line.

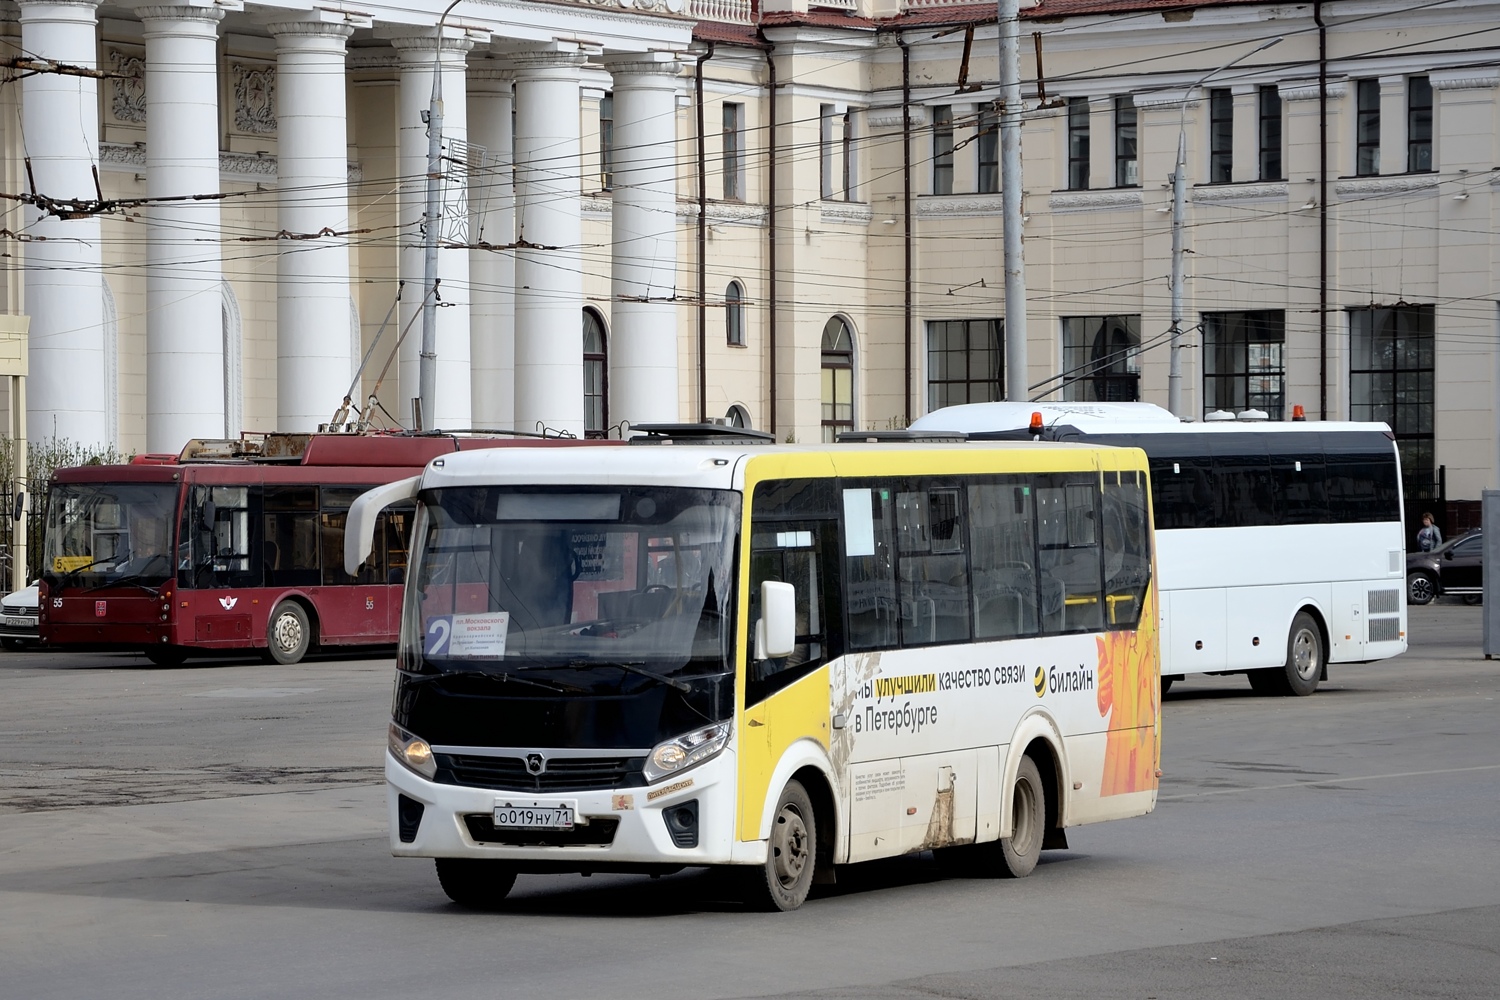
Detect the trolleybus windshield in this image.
<box><xmin>43</xmin><ymin>482</ymin><xmax>178</xmax><ymax>588</ymax></box>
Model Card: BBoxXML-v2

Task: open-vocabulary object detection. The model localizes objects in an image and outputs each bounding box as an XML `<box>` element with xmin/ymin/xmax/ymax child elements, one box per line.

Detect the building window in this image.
<box><xmin>1067</xmin><ymin>97</ymin><xmax>1090</xmax><ymax>191</ymax></box>
<box><xmin>725</xmin><ymin>281</ymin><xmax>745</xmax><ymax>347</ymax></box>
<box><xmin>1114</xmin><ymin>95</ymin><xmax>1137</xmax><ymax>188</ymax></box>
<box><xmin>932</xmin><ymin>104</ymin><xmax>954</xmax><ymax>195</ymax></box>
<box><xmin>1356</xmin><ymin>79</ymin><xmax>1380</xmax><ymax>176</ymax></box>
<box><xmin>820</xmin><ymin>104</ymin><xmax>836</xmax><ymax>200</ymax></box>
<box><xmin>1203</xmin><ymin>311</ymin><xmax>1286</xmax><ymax>419</ymax></box>
<box><xmin>1061</xmin><ymin>316</ymin><xmax>1141</xmax><ymax>402</ymax></box>
<box><xmin>977</xmin><ymin>104</ymin><xmax>999</xmax><ymax>194</ymax></box>
<box><xmin>722</xmin><ymin>102</ymin><xmax>744</xmax><ymax>200</ymax></box>
<box><xmin>821</xmin><ymin>316</ymin><xmax>855</xmax><ymax>441</ymax></box>
<box><xmin>599</xmin><ymin>92</ymin><xmax>614</xmax><ymax>191</ymax></box>
<box><xmin>927</xmin><ymin>319</ymin><xmax>1002</xmax><ymax>411</ymax></box>
<box><xmin>726</xmin><ymin>404</ymin><xmax>750</xmax><ymax>429</ymax></box>
<box><xmin>1209</xmin><ymin>88</ymin><xmax>1233</xmax><ymax>184</ymax></box>
<box><xmin>1350</xmin><ymin>305</ymin><xmax>1435</xmax><ymax>501</ymax></box>
<box><xmin>1407</xmin><ymin>75</ymin><xmax>1433</xmax><ymax>172</ymax></box>
<box><xmin>583</xmin><ymin>308</ymin><xmax>608</xmax><ymax>438</ymax></box>
<box><xmin>1258</xmin><ymin>85</ymin><xmax>1283</xmax><ymax>181</ymax></box>
<box><xmin>842</xmin><ymin>108</ymin><xmax>856</xmax><ymax>201</ymax></box>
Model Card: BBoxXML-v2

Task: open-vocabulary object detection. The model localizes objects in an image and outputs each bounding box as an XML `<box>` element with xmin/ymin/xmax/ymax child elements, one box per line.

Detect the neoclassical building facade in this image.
<box><xmin>2</xmin><ymin>0</ymin><xmax>1498</xmax><ymax>508</ymax></box>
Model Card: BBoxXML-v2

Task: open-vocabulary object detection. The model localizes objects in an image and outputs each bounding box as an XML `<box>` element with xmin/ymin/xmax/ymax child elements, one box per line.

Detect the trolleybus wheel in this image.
<box><xmin>434</xmin><ymin>858</ymin><xmax>517</xmax><ymax>909</ymax></box>
<box><xmin>1251</xmin><ymin>611</ymin><xmax>1322</xmax><ymax>697</ymax></box>
<box><xmin>994</xmin><ymin>754</ymin><xmax>1044</xmax><ymax>879</ymax></box>
<box><xmin>144</xmin><ymin>645</ymin><xmax>188</xmax><ymax>667</ymax></box>
<box><xmin>743</xmin><ymin>778</ymin><xmax>817</xmax><ymax>911</ymax></box>
<box><xmin>266</xmin><ymin>601</ymin><xmax>311</xmax><ymax>665</ymax></box>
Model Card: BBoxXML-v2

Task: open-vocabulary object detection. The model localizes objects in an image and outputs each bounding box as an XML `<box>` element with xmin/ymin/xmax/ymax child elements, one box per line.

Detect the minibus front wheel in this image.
<box><xmin>743</xmin><ymin>778</ymin><xmax>817</xmax><ymax>912</ymax></box>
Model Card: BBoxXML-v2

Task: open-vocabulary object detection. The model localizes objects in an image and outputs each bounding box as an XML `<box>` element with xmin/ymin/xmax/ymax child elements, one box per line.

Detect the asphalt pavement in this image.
<box><xmin>1</xmin><ymin>602</ymin><xmax>1496</xmax><ymax>999</ymax></box>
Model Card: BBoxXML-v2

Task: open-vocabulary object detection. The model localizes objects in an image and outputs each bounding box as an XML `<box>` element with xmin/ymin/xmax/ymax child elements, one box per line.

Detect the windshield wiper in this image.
<box><xmin>571</xmin><ymin>659</ymin><xmax>693</xmax><ymax>694</ymax></box>
<box><xmin>402</xmin><ymin>669</ymin><xmax>576</xmax><ymax>695</ymax></box>
<box><xmin>83</xmin><ymin>573</ymin><xmax>163</xmax><ymax>595</ymax></box>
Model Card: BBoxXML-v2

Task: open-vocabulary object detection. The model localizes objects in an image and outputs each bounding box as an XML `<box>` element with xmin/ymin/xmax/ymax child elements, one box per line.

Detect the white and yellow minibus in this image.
<box><xmin>346</xmin><ymin>428</ymin><xmax>1160</xmax><ymax>911</ymax></box>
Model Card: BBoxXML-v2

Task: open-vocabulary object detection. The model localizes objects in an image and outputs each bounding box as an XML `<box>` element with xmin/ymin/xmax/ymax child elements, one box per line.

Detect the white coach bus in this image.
<box><xmin>345</xmin><ymin>427</ymin><xmax>1161</xmax><ymax>911</ymax></box>
<box><xmin>911</xmin><ymin>402</ymin><xmax>1407</xmax><ymax>696</ymax></box>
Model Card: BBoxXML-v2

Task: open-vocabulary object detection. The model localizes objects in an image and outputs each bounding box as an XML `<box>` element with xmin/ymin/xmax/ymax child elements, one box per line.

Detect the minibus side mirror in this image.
<box><xmin>345</xmin><ymin>476</ymin><xmax>422</xmax><ymax>577</ymax></box>
<box><xmin>755</xmin><ymin>580</ymin><xmax>797</xmax><ymax>660</ymax></box>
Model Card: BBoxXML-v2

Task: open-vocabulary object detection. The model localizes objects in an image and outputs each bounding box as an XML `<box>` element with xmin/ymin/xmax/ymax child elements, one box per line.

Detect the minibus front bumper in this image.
<box><xmin>384</xmin><ymin>748</ymin><xmax>746</xmax><ymax>868</ymax></box>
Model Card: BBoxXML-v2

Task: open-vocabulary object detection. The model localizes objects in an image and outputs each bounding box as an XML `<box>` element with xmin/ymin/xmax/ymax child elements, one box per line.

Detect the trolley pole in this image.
<box><xmin>999</xmin><ymin>0</ymin><xmax>1028</xmax><ymax>403</ymax></box>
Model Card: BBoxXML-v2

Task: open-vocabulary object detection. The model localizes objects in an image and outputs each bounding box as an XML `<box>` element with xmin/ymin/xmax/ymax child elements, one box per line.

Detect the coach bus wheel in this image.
<box><xmin>1406</xmin><ymin>572</ymin><xmax>1436</xmax><ymax>606</ymax></box>
<box><xmin>1160</xmin><ymin>675</ymin><xmax>1175</xmax><ymax>695</ymax></box>
<box><xmin>434</xmin><ymin>858</ymin><xmax>517</xmax><ymax>909</ymax></box>
<box><xmin>743</xmin><ymin>779</ymin><xmax>817</xmax><ymax>911</ymax></box>
<box><xmin>144</xmin><ymin>646</ymin><xmax>188</xmax><ymax>667</ymax></box>
<box><xmin>267</xmin><ymin>601</ymin><xmax>311</xmax><ymax>665</ymax></box>
<box><xmin>1253</xmin><ymin>612</ymin><xmax>1322</xmax><ymax>697</ymax></box>
<box><xmin>995</xmin><ymin>755</ymin><xmax>1044</xmax><ymax>878</ymax></box>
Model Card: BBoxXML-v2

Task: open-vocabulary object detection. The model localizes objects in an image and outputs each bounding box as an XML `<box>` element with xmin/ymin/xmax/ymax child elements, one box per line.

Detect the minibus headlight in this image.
<box><xmin>644</xmin><ymin>722</ymin><xmax>731</xmax><ymax>783</ymax></box>
<box><xmin>388</xmin><ymin>722</ymin><xmax>437</xmax><ymax>780</ymax></box>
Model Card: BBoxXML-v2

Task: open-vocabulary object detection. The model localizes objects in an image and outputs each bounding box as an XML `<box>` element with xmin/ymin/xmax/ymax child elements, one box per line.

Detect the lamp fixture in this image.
<box><xmin>1299</xmin><ymin>197</ymin><xmax>1317</xmax><ymax>210</ymax></box>
<box><xmin>1453</xmin><ymin>191</ymin><xmax>1469</xmax><ymax>201</ymax></box>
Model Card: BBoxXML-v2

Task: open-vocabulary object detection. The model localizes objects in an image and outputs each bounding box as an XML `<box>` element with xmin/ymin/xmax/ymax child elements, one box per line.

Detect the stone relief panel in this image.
<box><xmin>108</xmin><ymin>48</ymin><xmax>146</xmax><ymax>125</ymax></box>
<box><xmin>231</xmin><ymin>63</ymin><xmax>277</xmax><ymax>136</ymax></box>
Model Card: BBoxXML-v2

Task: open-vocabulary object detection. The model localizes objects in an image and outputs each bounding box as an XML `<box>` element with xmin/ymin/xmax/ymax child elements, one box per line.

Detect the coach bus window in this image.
<box><xmin>967</xmin><ymin>480</ymin><xmax>1039</xmax><ymax>639</ymax></box>
<box><xmin>1036</xmin><ymin>480</ymin><xmax>1103</xmax><ymax>633</ymax></box>
<box><xmin>1101</xmin><ymin>470</ymin><xmax>1150</xmax><ymax>628</ymax></box>
<box><xmin>1271</xmin><ymin>449</ymin><xmax>1326</xmax><ymax>525</ymax></box>
<box><xmin>1213</xmin><ymin>436</ymin><xmax>1278</xmax><ymax>527</ymax></box>
<box><xmin>843</xmin><ymin>484</ymin><xmax>898</xmax><ymax>650</ymax></box>
<box><xmin>1324</xmin><ymin>433</ymin><xmax>1400</xmax><ymax>523</ymax></box>
<box><xmin>190</xmin><ymin>486</ymin><xmax>255</xmax><ymax>589</ymax></box>
<box><xmin>895</xmin><ymin>486</ymin><xmax>971</xmax><ymax>645</ymax></box>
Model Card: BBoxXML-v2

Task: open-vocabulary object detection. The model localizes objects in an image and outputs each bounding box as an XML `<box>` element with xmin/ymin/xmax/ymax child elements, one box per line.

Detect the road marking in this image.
<box><xmin>185</xmin><ymin>687</ymin><xmax>323</xmax><ymax>699</ymax></box>
<box><xmin>1161</xmin><ymin>763</ymin><xmax>1500</xmax><ymax>800</ymax></box>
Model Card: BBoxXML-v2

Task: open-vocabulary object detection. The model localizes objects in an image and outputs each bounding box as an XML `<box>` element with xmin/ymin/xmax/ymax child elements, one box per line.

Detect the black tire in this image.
<box><xmin>1250</xmin><ymin>611</ymin><xmax>1322</xmax><ymax>697</ymax></box>
<box><xmin>1160</xmin><ymin>674</ymin><xmax>1175</xmax><ymax>695</ymax></box>
<box><xmin>145</xmin><ymin>646</ymin><xmax>188</xmax><ymax>667</ymax></box>
<box><xmin>266</xmin><ymin>601</ymin><xmax>312</xmax><ymax>665</ymax></box>
<box><xmin>742</xmin><ymin>778</ymin><xmax>817</xmax><ymax>911</ymax></box>
<box><xmin>434</xmin><ymin>858</ymin><xmax>517</xmax><ymax>909</ymax></box>
<box><xmin>995</xmin><ymin>755</ymin><xmax>1045</xmax><ymax>878</ymax></box>
<box><xmin>1407</xmin><ymin>572</ymin><xmax>1436</xmax><ymax>606</ymax></box>
<box><xmin>1463</xmin><ymin>594</ymin><xmax>1483</xmax><ymax>606</ymax></box>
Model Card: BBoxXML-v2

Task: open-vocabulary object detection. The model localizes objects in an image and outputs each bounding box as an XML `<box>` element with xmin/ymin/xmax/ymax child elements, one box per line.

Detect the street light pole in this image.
<box><xmin>1166</xmin><ymin>35</ymin><xmax>1282</xmax><ymax>418</ymax></box>
<box><xmin>998</xmin><ymin>0</ymin><xmax>1028</xmax><ymax>403</ymax></box>
<box><xmin>417</xmin><ymin>0</ymin><xmax>464</xmax><ymax>431</ymax></box>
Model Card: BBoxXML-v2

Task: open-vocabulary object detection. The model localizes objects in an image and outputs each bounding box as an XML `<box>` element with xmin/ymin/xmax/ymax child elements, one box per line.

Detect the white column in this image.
<box><xmin>604</xmin><ymin>53</ymin><xmax>682</xmax><ymax>427</ymax></box>
<box><xmin>511</xmin><ymin>47</ymin><xmax>586</xmax><ymax>436</ymax></box>
<box><xmin>389</xmin><ymin>31</ymin><xmax>475</xmax><ymax>430</ymax></box>
<box><xmin>135</xmin><ymin>3</ymin><xmax>237</xmax><ymax>452</ymax></box>
<box><xmin>269</xmin><ymin>16</ymin><xmax>362</xmax><ymax>432</ymax></box>
<box><xmin>16</xmin><ymin>0</ymin><xmax>108</xmax><ymax>447</ymax></box>
<box><xmin>467</xmin><ymin>68</ymin><xmax>515</xmax><ymax>429</ymax></box>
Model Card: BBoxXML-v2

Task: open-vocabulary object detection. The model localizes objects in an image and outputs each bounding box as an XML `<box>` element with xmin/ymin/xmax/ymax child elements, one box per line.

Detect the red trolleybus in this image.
<box><xmin>39</xmin><ymin>433</ymin><xmax>599</xmax><ymax>666</ymax></box>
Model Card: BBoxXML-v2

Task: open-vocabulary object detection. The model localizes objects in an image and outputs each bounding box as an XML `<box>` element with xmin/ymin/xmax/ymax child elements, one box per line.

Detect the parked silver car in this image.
<box><xmin>0</xmin><ymin>583</ymin><xmax>39</xmax><ymax>650</ymax></box>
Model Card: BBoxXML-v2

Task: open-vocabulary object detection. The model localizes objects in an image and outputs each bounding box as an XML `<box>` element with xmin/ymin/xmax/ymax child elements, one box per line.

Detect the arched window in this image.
<box><xmin>725</xmin><ymin>281</ymin><xmax>746</xmax><ymax>347</ymax></box>
<box><xmin>583</xmin><ymin>309</ymin><xmax>608</xmax><ymax>438</ymax></box>
<box><xmin>726</xmin><ymin>404</ymin><xmax>750</xmax><ymax>429</ymax></box>
<box><xmin>821</xmin><ymin>316</ymin><xmax>854</xmax><ymax>442</ymax></box>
